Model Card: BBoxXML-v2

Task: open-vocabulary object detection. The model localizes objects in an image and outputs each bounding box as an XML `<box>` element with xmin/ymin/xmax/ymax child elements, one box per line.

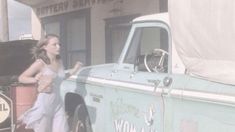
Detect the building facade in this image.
<box><xmin>15</xmin><ymin>0</ymin><xmax>167</xmax><ymax>68</ymax></box>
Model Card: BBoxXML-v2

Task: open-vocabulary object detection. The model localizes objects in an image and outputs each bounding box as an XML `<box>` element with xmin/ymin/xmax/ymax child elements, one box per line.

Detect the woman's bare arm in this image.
<box><xmin>64</xmin><ymin>61</ymin><xmax>83</xmax><ymax>79</ymax></box>
<box><xmin>18</xmin><ymin>59</ymin><xmax>44</xmax><ymax>84</ymax></box>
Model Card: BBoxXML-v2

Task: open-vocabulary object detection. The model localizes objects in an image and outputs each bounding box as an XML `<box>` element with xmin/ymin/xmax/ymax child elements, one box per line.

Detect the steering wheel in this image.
<box><xmin>144</xmin><ymin>48</ymin><xmax>169</xmax><ymax>72</ymax></box>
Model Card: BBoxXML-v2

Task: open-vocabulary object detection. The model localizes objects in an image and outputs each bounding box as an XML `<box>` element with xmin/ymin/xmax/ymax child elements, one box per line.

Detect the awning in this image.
<box><xmin>14</xmin><ymin>0</ymin><xmax>51</xmax><ymax>6</ymax></box>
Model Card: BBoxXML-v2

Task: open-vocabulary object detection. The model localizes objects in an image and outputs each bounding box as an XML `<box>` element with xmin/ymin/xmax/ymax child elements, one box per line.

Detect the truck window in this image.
<box><xmin>124</xmin><ymin>26</ymin><xmax>169</xmax><ymax>73</ymax></box>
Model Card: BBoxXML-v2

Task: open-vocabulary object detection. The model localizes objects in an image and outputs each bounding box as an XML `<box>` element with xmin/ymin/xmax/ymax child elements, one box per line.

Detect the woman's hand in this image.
<box><xmin>71</xmin><ymin>61</ymin><xmax>83</xmax><ymax>75</ymax></box>
<box><xmin>35</xmin><ymin>72</ymin><xmax>42</xmax><ymax>82</ymax></box>
<box><xmin>73</xmin><ymin>61</ymin><xmax>83</xmax><ymax>73</ymax></box>
<box><xmin>65</xmin><ymin>61</ymin><xmax>83</xmax><ymax>79</ymax></box>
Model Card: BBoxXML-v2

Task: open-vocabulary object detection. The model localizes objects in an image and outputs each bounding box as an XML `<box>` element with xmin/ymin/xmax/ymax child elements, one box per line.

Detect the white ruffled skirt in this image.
<box><xmin>18</xmin><ymin>92</ymin><xmax>69</xmax><ymax>132</ymax></box>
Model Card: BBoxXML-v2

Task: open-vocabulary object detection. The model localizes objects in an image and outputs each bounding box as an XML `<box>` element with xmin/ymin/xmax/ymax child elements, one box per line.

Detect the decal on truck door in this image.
<box><xmin>114</xmin><ymin>119</ymin><xmax>158</xmax><ymax>132</ymax></box>
<box><xmin>114</xmin><ymin>104</ymin><xmax>158</xmax><ymax>132</ymax></box>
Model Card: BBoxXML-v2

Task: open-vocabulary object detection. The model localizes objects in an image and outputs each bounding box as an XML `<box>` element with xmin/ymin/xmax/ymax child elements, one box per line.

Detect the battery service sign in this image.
<box><xmin>0</xmin><ymin>96</ymin><xmax>10</xmax><ymax>123</ymax></box>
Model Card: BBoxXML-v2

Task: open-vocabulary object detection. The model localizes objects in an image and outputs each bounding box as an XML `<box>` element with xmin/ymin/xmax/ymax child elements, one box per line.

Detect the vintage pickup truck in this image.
<box><xmin>61</xmin><ymin>1</ymin><xmax>235</xmax><ymax>132</ymax></box>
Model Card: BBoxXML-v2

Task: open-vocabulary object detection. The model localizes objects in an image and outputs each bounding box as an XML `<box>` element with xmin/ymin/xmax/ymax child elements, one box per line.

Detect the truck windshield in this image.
<box><xmin>124</xmin><ymin>26</ymin><xmax>169</xmax><ymax>72</ymax></box>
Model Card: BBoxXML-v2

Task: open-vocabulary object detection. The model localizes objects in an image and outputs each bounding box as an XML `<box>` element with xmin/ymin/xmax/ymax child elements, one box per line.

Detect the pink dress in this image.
<box><xmin>18</xmin><ymin>62</ymin><xmax>69</xmax><ymax>132</ymax></box>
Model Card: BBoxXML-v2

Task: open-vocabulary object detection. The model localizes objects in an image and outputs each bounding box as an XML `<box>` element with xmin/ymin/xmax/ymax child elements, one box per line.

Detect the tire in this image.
<box><xmin>72</xmin><ymin>104</ymin><xmax>93</xmax><ymax>132</ymax></box>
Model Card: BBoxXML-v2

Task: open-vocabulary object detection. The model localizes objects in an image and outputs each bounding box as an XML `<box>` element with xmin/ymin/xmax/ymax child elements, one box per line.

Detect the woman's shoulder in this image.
<box><xmin>35</xmin><ymin>59</ymin><xmax>46</xmax><ymax>65</ymax></box>
<box><xmin>31</xmin><ymin>59</ymin><xmax>46</xmax><ymax>70</ymax></box>
<box><xmin>24</xmin><ymin>59</ymin><xmax>46</xmax><ymax>73</ymax></box>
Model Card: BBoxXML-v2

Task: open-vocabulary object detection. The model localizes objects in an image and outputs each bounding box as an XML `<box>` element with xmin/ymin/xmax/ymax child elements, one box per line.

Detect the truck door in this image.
<box><xmin>106</xmin><ymin>22</ymin><xmax>171</xmax><ymax>132</ymax></box>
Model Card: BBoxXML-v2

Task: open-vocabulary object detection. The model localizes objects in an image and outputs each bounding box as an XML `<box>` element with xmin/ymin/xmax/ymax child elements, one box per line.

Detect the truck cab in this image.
<box><xmin>61</xmin><ymin>13</ymin><xmax>235</xmax><ymax>132</ymax></box>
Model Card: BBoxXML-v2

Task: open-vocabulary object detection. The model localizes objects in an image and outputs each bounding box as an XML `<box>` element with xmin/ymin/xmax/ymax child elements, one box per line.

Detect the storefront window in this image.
<box><xmin>44</xmin><ymin>22</ymin><xmax>60</xmax><ymax>36</ymax></box>
<box><xmin>42</xmin><ymin>9</ymin><xmax>91</xmax><ymax>68</ymax></box>
<box><xmin>66</xmin><ymin>18</ymin><xmax>87</xmax><ymax>67</ymax></box>
<box><xmin>110</xmin><ymin>26</ymin><xmax>130</xmax><ymax>62</ymax></box>
<box><xmin>105</xmin><ymin>15</ymin><xmax>139</xmax><ymax>63</ymax></box>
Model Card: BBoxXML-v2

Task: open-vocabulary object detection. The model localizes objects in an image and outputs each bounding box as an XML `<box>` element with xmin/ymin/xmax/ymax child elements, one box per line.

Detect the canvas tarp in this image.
<box><xmin>169</xmin><ymin>0</ymin><xmax>235</xmax><ymax>85</ymax></box>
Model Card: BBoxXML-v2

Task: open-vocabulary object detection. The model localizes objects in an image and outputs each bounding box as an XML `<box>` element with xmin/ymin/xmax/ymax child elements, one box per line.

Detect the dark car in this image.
<box><xmin>0</xmin><ymin>40</ymin><xmax>37</xmax><ymax>86</ymax></box>
<box><xmin>0</xmin><ymin>39</ymin><xmax>37</xmax><ymax>131</ymax></box>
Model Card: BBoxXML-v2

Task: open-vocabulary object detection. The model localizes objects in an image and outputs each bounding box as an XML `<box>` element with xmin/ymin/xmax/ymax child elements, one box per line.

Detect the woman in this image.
<box><xmin>18</xmin><ymin>34</ymin><xmax>82</xmax><ymax>132</ymax></box>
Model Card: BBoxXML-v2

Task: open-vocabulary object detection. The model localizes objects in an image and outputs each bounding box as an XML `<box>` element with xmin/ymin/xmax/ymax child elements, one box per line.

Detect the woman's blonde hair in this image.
<box><xmin>31</xmin><ymin>34</ymin><xmax>60</xmax><ymax>64</ymax></box>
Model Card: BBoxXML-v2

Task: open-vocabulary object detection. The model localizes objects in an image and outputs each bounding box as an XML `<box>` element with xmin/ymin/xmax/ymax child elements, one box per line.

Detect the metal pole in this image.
<box><xmin>0</xmin><ymin>0</ymin><xmax>9</xmax><ymax>42</ymax></box>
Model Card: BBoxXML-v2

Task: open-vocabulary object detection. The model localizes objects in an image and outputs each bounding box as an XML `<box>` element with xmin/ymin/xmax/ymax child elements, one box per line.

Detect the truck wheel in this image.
<box><xmin>72</xmin><ymin>103</ymin><xmax>93</xmax><ymax>132</ymax></box>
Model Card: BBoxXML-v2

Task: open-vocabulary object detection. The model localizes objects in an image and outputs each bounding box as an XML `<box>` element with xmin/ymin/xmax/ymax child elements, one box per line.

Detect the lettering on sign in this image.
<box><xmin>0</xmin><ymin>97</ymin><xmax>10</xmax><ymax>123</ymax></box>
<box><xmin>114</xmin><ymin>119</ymin><xmax>157</xmax><ymax>132</ymax></box>
<box><xmin>36</xmin><ymin>0</ymin><xmax>118</xmax><ymax>17</ymax></box>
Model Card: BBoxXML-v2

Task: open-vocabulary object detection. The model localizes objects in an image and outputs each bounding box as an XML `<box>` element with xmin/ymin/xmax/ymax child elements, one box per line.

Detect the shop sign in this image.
<box><xmin>36</xmin><ymin>0</ymin><xmax>118</xmax><ymax>18</ymax></box>
<box><xmin>0</xmin><ymin>96</ymin><xmax>10</xmax><ymax>123</ymax></box>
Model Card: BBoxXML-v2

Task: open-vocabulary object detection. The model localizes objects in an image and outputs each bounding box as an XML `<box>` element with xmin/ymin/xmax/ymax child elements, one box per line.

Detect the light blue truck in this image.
<box><xmin>61</xmin><ymin>6</ymin><xmax>235</xmax><ymax>132</ymax></box>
